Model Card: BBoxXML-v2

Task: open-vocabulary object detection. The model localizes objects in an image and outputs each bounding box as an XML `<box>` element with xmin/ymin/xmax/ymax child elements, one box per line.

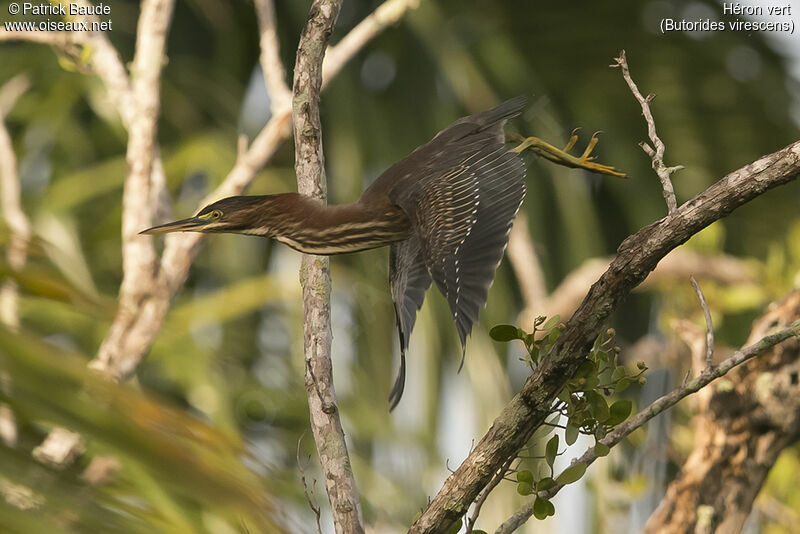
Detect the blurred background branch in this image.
<box><xmin>0</xmin><ymin>74</ymin><xmax>31</xmax><ymax>330</ymax></box>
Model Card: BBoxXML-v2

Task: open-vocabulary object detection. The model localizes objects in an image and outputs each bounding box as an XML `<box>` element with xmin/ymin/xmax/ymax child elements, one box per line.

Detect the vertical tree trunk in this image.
<box><xmin>292</xmin><ymin>2</ymin><xmax>365</xmax><ymax>533</ymax></box>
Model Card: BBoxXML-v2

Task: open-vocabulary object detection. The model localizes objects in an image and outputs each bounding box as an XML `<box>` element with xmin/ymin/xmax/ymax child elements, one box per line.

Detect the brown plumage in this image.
<box><xmin>142</xmin><ymin>97</ymin><xmax>528</xmax><ymax>410</ymax></box>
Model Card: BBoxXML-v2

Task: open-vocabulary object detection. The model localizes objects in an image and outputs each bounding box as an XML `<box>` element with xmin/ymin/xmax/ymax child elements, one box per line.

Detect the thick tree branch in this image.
<box><xmin>410</xmin><ymin>140</ymin><xmax>800</xmax><ymax>533</ymax></box>
<box><xmin>292</xmin><ymin>2</ymin><xmax>364</xmax><ymax>534</ymax></box>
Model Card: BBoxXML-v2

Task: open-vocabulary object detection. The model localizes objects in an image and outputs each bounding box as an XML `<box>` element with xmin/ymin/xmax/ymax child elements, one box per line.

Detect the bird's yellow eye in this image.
<box><xmin>210</xmin><ymin>210</ymin><xmax>222</xmax><ymax>219</ymax></box>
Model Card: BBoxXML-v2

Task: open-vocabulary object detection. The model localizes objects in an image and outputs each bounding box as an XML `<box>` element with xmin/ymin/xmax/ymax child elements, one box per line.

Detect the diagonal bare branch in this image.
<box><xmin>90</xmin><ymin>0</ymin><xmax>176</xmax><ymax>378</ymax></box>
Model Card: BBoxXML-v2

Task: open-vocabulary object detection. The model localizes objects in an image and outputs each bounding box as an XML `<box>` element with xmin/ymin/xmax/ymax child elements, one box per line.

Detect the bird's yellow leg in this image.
<box><xmin>508</xmin><ymin>132</ymin><xmax>626</xmax><ymax>178</ymax></box>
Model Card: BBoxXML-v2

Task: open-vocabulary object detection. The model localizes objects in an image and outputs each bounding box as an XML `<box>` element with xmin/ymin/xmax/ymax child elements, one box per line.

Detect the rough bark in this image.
<box><xmin>411</xmin><ymin>141</ymin><xmax>800</xmax><ymax>533</ymax></box>
<box><xmin>643</xmin><ymin>291</ymin><xmax>800</xmax><ymax>534</ymax></box>
<box><xmin>292</xmin><ymin>2</ymin><xmax>365</xmax><ymax>534</ymax></box>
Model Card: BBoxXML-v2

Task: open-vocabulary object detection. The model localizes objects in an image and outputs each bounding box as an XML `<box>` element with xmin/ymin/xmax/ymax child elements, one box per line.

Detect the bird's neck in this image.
<box><xmin>261</xmin><ymin>193</ymin><xmax>411</xmax><ymax>254</ymax></box>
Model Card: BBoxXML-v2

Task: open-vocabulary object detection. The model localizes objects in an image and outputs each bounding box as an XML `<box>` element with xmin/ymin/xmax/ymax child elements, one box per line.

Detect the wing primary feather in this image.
<box><xmin>382</xmin><ymin>98</ymin><xmax>529</xmax><ymax>406</ymax></box>
<box><xmin>388</xmin><ymin>350</ymin><xmax>406</xmax><ymax>411</ymax></box>
<box><xmin>388</xmin><ymin>238</ymin><xmax>432</xmax><ymax>410</ymax></box>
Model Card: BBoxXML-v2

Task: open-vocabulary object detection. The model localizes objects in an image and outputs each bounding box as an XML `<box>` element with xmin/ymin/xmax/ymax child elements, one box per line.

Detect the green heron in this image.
<box><xmin>142</xmin><ymin>97</ymin><xmax>622</xmax><ymax>410</ymax></box>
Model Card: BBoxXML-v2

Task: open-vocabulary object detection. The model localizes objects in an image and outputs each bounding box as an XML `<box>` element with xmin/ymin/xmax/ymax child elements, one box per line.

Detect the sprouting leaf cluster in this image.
<box><xmin>490</xmin><ymin>314</ymin><xmax>563</xmax><ymax>369</ymax></box>
<box><xmin>491</xmin><ymin>319</ymin><xmax>648</xmax><ymax>521</ymax></box>
<box><xmin>555</xmin><ymin>328</ymin><xmax>647</xmax><ymax>445</ymax></box>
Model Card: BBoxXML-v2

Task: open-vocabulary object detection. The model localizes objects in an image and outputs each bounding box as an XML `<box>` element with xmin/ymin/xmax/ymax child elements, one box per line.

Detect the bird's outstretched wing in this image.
<box><xmin>388</xmin><ymin>236</ymin><xmax>432</xmax><ymax>411</ymax></box>
<box><xmin>385</xmin><ymin>98</ymin><xmax>527</xmax><ymax>407</ymax></box>
<box><xmin>408</xmin><ymin>143</ymin><xmax>526</xmax><ymax>348</ymax></box>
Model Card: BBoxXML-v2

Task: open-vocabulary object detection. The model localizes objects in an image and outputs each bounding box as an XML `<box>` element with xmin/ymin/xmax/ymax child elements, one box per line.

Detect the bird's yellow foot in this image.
<box><xmin>509</xmin><ymin>131</ymin><xmax>626</xmax><ymax>178</ymax></box>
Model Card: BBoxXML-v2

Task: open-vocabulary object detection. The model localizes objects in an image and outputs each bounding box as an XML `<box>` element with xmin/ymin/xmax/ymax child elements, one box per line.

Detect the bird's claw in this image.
<box><xmin>510</xmin><ymin>131</ymin><xmax>627</xmax><ymax>178</ymax></box>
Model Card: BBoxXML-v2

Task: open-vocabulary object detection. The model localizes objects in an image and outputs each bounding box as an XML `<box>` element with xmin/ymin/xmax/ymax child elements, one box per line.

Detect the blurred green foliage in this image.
<box><xmin>1</xmin><ymin>0</ymin><xmax>800</xmax><ymax>532</ymax></box>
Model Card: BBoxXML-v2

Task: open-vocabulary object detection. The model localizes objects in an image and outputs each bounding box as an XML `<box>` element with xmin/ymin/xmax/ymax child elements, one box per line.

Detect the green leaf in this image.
<box><xmin>594</xmin><ymin>443</ymin><xmax>611</xmax><ymax>457</ymax></box>
<box><xmin>541</xmin><ymin>314</ymin><xmax>561</xmax><ymax>330</ymax></box>
<box><xmin>592</xmin><ymin>332</ymin><xmax>604</xmax><ymax>351</ymax></box>
<box><xmin>575</xmin><ymin>360</ymin><xmax>596</xmax><ymax>379</ymax></box>
<box><xmin>516</xmin><ymin>470</ymin><xmax>533</xmax><ymax>484</ymax></box>
<box><xmin>587</xmin><ymin>391</ymin><xmax>609</xmax><ymax>421</ymax></box>
<box><xmin>616</xmin><ymin>378</ymin><xmax>631</xmax><ymax>393</ymax></box>
<box><xmin>536</xmin><ymin>477</ymin><xmax>555</xmax><ymax>491</ymax></box>
<box><xmin>556</xmin><ymin>463</ymin><xmax>587</xmax><ymax>485</ymax></box>
<box><xmin>517</xmin><ymin>482</ymin><xmax>533</xmax><ymax>496</ymax></box>
<box><xmin>583</xmin><ymin>374</ymin><xmax>600</xmax><ymax>391</ymax></box>
<box><xmin>607</xmin><ymin>400</ymin><xmax>633</xmax><ymax>426</ymax></box>
<box><xmin>530</xmin><ymin>344</ymin><xmax>540</xmax><ymax>363</ymax></box>
<box><xmin>547</xmin><ymin>326</ymin><xmax>562</xmax><ymax>344</ymax></box>
<box><xmin>446</xmin><ymin>519</ymin><xmax>462</xmax><ymax>534</ymax></box>
<box><xmin>611</xmin><ymin>365</ymin><xmax>627</xmax><ymax>382</ymax></box>
<box><xmin>489</xmin><ymin>324</ymin><xmax>520</xmax><ymax>342</ymax></box>
<box><xmin>472</xmin><ymin>531</ymin><xmax>488</xmax><ymax>534</ymax></box>
<box><xmin>594</xmin><ymin>425</ymin><xmax>607</xmax><ymax>440</ymax></box>
<box><xmin>533</xmin><ymin>497</ymin><xmax>555</xmax><ymax>520</ymax></box>
<box><xmin>557</xmin><ymin>389</ymin><xmax>571</xmax><ymax>404</ymax></box>
<box><xmin>565</xmin><ymin>424</ymin><xmax>579</xmax><ymax>446</ymax></box>
<box><xmin>545</xmin><ymin>435</ymin><xmax>559</xmax><ymax>468</ymax></box>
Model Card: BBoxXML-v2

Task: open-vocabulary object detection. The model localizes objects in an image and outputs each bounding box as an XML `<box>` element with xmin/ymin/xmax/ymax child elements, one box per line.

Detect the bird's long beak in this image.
<box><xmin>139</xmin><ymin>217</ymin><xmax>212</xmax><ymax>235</ymax></box>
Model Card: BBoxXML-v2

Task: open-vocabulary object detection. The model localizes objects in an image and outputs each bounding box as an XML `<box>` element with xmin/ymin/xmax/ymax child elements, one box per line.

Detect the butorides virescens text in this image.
<box><xmin>142</xmin><ymin>97</ymin><xmax>623</xmax><ymax>410</ymax></box>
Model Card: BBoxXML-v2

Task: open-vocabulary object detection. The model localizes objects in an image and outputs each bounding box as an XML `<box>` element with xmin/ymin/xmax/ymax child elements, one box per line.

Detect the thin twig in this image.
<box><xmin>611</xmin><ymin>50</ymin><xmax>681</xmax><ymax>213</ymax></box>
<box><xmin>296</xmin><ymin>432</ymin><xmax>323</xmax><ymax>534</ymax></box>
<box><xmin>465</xmin><ymin>455</ymin><xmax>515</xmax><ymax>533</ymax></box>
<box><xmin>690</xmin><ymin>276</ymin><xmax>715</xmax><ymax>368</ymax></box>
<box><xmin>494</xmin><ymin>320</ymin><xmax>800</xmax><ymax>534</ymax></box>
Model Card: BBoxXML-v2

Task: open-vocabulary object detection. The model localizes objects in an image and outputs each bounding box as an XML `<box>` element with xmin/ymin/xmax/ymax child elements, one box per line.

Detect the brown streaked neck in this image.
<box><xmin>256</xmin><ymin>193</ymin><xmax>411</xmax><ymax>255</ymax></box>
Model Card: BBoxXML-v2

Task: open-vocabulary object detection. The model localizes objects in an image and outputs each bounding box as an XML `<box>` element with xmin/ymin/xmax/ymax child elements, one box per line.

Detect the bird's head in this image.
<box><xmin>140</xmin><ymin>195</ymin><xmax>281</xmax><ymax>236</ymax></box>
